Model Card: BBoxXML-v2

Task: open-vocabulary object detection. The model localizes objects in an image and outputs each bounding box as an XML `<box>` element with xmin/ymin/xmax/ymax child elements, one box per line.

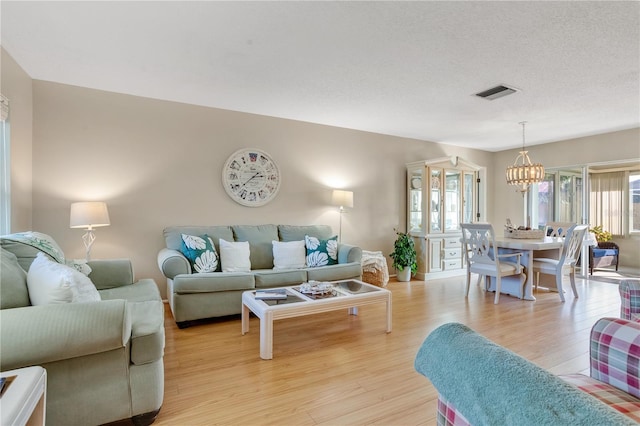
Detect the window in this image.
<box><xmin>536</xmin><ymin>173</ymin><xmax>555</xmax><ymax>229</ymax></box>
<box><xmin>630</xmin><ymin>172</ymin><xmax>640</xmax><ymax>234</ymax></box>
<box><xmin>590</xmin><ymin>171</ymin><xmax>625</xmax><ymax>236</ymax></box>
<box><xmin>0</xmin><ymin>94</ymin><xmax>9</xmax><ymax>234</ymax></box>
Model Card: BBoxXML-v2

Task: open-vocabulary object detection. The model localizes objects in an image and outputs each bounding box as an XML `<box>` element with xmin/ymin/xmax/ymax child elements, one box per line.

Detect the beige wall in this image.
<box><xmin>490</xmin><ymin>128</ymin><xmax>640</xmax><ymax>269</ymax></box>
<box><xmin>1</xmin><ymin>49</ymin><xmax>33</xmax><ymax>231</ymax></box>
<box><xmin>31</xmin><ymin>81</ymin><xmax>493</xmax><ymax>298</ymax></box>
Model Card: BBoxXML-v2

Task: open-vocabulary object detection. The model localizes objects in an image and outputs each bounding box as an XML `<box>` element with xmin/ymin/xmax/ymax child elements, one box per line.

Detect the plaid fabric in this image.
<box><xmin>561</xmin><ymin>374</ymin><xmax>640</xmax><ymax>422</ymax></box>
<box><xmin>619</xmin><ymin>280</ymin><xmax>640</xmax><ymax>321</ymax></box>
<box><xmin>436</xmin><ymin>395</ymin><xmax>471</xmax><ymax>426</ymax></box>
<box><xmin>590</xmin><ymin>317</ymin><xmax>640</xmax><ymax>399</ymax></box>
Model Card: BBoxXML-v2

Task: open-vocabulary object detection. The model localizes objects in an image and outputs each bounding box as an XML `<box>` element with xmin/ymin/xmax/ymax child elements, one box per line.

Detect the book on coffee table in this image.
<box><xmin>255</xmin><ymin>289</ymin><xmax>287</xmax><ymax>300</ymax></box>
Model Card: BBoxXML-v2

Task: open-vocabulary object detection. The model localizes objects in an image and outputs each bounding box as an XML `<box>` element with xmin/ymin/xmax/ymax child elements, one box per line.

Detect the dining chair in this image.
<box><xmin>461</xmin><ymin>223</ymin><xmax>524</xmax><ymax>304</ymax></box>
<box><xmin>533</xmin><ymin>224</ymin><xmax>588</xmax><ymax>302</ymax></box>
<box><xmin>545</xmin><ymin>221</ymin><xmax>575</xmax><ymax>237</ymax></box>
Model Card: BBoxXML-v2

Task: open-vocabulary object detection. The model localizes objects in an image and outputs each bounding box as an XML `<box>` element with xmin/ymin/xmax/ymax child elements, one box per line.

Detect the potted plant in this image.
<box><xmin>390</xmin><ymin>230</ymin><xmax>417</xmax><ymax>282</ymax></box>
<box><xmin>589</xmin><ymin>225</ymin><xmax>612</xmax><ymax>244</ymax></box>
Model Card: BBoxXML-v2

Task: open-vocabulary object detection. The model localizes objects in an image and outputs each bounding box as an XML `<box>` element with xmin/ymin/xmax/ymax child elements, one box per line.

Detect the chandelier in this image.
<box><xmin>505</xmin><ymin>121</ymin><xmax>545</xmax><ymax>193</ymax></box>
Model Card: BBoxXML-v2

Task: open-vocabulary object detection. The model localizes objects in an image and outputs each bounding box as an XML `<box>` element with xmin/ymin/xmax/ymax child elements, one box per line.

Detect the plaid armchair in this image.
<box><xmin>422</xmin><ymin>318</ymin><xmax>640</xmax><ymax>425</ymax></box>
<box><xmin>620</xmin><ymin>279</ymin><xmax>640</xmax><ymax>321</ymax></box>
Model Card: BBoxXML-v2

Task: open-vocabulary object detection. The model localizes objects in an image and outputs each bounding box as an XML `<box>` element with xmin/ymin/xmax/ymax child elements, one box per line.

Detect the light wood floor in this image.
<box><xmin>154</xmin><ymin>275</ymin><xmax>622</xmax><ymax>426</ymax></box>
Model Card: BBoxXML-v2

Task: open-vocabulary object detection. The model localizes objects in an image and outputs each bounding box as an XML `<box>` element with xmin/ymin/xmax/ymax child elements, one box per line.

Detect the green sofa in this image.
<box><xmin>157</xmin><ymin>224</ymin><xmax>363</xmax><ymax>328</ymax></box>
<box><xmin>0</xmin><ymin>234</ymin><xmax>164</xmax><ymax>426</ymax></box>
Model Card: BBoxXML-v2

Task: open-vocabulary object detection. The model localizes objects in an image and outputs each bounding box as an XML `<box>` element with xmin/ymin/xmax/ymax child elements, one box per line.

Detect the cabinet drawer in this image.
<box><xmin>443</xmin><ymin>259</ymin><xmax>462</xmax><ymax>270</ymax></box>
<box><xmin>443</xmin><ymin>248</ymin><xmax>462</xmax><ymax>259</ymax></box>
<box><xmin>443</xmin><ymin>237</ymin><xmax>461</xmax><ymax>248</ymax></box>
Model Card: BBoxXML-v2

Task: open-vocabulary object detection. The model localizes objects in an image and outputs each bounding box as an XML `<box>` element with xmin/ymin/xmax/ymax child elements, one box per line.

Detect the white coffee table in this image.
<box><xmin>0</xmin><ymin>366</ymin><xmax>47</xmax><ymax>426</ymax></box>
<box><xmin>242</xmin><ymin>280</ymin><xmax>392</xmax><ymax>359</ymax></box>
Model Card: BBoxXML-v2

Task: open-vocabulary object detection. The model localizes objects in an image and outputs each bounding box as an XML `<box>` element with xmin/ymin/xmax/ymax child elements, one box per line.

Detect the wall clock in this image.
<box><xmin>222</xmin><ymin>148</ymin><xmax>281</xmax><ymax>207</ymax></box>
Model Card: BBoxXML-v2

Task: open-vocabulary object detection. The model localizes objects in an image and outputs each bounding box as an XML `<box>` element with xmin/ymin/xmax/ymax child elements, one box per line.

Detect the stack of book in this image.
<box><xmin>255</xmin><ymin>289</ymin><xmax>287</xmax><ymax>300</ymax></box>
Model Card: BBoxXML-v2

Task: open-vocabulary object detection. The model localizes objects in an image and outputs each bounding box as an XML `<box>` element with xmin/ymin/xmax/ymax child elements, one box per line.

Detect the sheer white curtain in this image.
<box><xmin>1</xmin><ymin>94</ymin><xmax>9</xmax><ymax>234</ymax></box>
<box><xmin>589</xmin><ymin>171</ymin><xmax>625</xmax><ymax>236</ymax></box>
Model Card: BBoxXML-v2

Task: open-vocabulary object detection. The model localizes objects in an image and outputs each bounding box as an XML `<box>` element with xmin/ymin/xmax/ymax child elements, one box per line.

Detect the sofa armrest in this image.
<box><xmin>87</xmin><ymin>258</ymin><xmax>135</xmax><ymax>289</ymax></box>
<box><xmin>415</xmin><ymin>322</ymin><xmax>634</xmax><ymax>425</ymax></box>
<box><xmin>619</xmin><ymin>280</ymin><xmax>640</xmax><ymax>320</ymax></box>
<box><xmin>0</xmin><ymin>300</ymin><xmax>131</xmax><ymax>371</ymax></box>
<box><xmin>590</xmin><ymin>317</ymin><xmax>640</xmax><ymax>399</ymax></box>
<box><xmin>158</xmin><ymin>248</ymin><xmax>191</xmax><ymax>279</ymax></box>
<box><xmin>338</xmin><ymin>244</ymin><xmax>362</xmax><ymax>264</ymax></box>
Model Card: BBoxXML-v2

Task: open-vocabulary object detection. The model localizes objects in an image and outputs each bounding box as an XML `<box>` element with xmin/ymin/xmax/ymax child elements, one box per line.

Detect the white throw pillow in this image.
<box><xmin>219</xmin><ymin>239</ymin><xmax>251</xmax><ymax>272</ymax></box>
<box><xmin>272</xmin><ymin>240</ymin><xmax>306</xmax><ymax>270</ymax></box>
<box><xmin>27</xmin><ymin>252</ymin><xmax>101</xmax><ymax>305</ymax></box>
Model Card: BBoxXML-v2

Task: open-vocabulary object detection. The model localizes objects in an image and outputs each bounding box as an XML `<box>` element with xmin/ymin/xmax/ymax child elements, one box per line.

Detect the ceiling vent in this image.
<box><xmin>475</xmin><ymin>85</ymin><xmax>519</xmax><ymax>100</ymax></box>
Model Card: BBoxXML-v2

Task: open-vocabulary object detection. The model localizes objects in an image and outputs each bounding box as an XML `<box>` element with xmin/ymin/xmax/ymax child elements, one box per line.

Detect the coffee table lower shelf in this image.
<box><xmin>241</xmin><ymin>281</ymin><xmax>392</xmax><ymax>360</ymax></box>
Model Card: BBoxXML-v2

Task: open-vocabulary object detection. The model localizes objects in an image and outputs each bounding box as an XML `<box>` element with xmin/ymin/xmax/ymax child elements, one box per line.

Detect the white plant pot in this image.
<box><xmin>397</xmin><ymin>267</ymin><xmax>412</xmax><ymax>282</ymax></box>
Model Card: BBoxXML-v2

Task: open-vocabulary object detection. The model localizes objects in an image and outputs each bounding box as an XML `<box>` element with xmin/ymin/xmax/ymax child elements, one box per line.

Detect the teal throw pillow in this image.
<box><xmin>305</xmin><ymin>235</ymin><xmax>338</xmax><ymax>267</ymax></box>
<box><xmin>180</xmin><ymin>234</ymin><xmax>219</xmax><ymax>273</ymax></box>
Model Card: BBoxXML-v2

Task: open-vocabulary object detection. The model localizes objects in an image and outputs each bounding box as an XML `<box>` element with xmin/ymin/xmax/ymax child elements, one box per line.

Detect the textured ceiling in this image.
<box><xmin>1</xmin><ymin>1</ymin><xmax>639</xmax><ymax>151</ymax></box>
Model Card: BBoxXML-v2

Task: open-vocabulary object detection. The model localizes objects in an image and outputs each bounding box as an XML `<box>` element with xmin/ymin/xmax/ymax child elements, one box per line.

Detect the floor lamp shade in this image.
<box><xmin>70</xmin><ymin>202</ymin><xmax>111</xmax><ymax>229</ymax></box>
<box><xmin>331</xmin><ymin>190</ymin><xmax>354</xmax><ymax>209</ymax></box>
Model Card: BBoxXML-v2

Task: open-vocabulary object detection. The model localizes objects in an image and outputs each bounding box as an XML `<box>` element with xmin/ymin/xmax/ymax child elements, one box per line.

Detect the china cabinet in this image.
<box><xmin>406</xmin><ymin>157</ymin><xmax>485</xmax><ymax>279</ymax></box>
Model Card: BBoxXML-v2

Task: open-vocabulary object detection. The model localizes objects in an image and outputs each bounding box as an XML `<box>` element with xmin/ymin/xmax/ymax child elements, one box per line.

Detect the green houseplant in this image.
<box><xmin>589</xmin><ymin>225</ymin><xmax>612</xmax><ymax>243</ymax></box>
<box><xmin>390</xmin><ymin>230</ymin><xmax>417</xmax><ymax>282</ymax></box>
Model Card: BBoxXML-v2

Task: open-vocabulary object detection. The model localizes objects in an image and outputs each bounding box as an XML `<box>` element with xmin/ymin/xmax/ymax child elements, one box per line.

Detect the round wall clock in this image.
<box><xmin>222</xmin><ymin>148</ymin><xmax>281</xmax><ymax>207</ymax></box>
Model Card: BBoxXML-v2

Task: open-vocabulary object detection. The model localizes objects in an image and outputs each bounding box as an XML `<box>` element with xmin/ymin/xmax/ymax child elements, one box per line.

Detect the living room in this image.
<box><xmin>1</xmin><ymin>1</ymin><xmax>640</xmax><ymax>425</ymax></box>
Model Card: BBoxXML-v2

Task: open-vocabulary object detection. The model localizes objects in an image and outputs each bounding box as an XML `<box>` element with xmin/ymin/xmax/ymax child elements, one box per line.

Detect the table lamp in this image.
<box><xmin>70</xmin><ymin>201</ymin><xmax>110</xmax><ymax>261</ymax></box>
<box><xmin>331</xmin><ymin>190</ymin><xmax>354</xmax><ymax>242</ymax></box>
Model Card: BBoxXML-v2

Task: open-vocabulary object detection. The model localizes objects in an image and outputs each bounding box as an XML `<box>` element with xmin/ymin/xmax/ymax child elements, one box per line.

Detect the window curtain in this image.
<box><xmin>590</xmin><ymin>171</ymin><xmax>624</xmax><ymax>236</ymax></box>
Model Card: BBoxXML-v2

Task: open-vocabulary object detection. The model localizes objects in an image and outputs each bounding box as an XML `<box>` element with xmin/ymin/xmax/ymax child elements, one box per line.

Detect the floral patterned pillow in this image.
<box><xmin>305</xmin><ymin>235</ymin><xmax>338</xmax><ymax>267</ymax></box>
<box><xmin>180</xmin><ymin>234</ymin><xmax>219</xmax><ymax>273</ymax></box>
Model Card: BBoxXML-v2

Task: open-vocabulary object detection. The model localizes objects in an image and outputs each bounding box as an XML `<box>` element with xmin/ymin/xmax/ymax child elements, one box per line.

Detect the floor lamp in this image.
<box><xmin>331</xmin><ymin>190</ymin><xmax>354</xmax><ymax>242</ymax></box>
<box><xmin>70</xmin><ymin>201</ymin><xmax>111</xmax><ymax>261</ymax></box>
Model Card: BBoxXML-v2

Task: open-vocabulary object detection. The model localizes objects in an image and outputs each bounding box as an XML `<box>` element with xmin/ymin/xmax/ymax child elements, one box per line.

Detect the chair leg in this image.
<box><xmin>556</xmin><ymin>270</ymin><xmax>566</xmax><ymax>302</ymax></box>
<box><xmin>569</xmin><ymin>268</ymin><xmax>579</xmax><ymax>298</ymax></box>
<box><xmin>476</xmin><ymin>274</ymin><xmax>483</xmax><ymax>290</ymax></box>
<box><xmin>535</xmin><ymin>272</ymin><xmax>540</xmax><ymax>291</ymax></box>
<box><xmin>494</xmin><ymin>276</ymin><xmax>501</xmax><ymax>304</ymax></box>
<box><xmin>465</xmin><ymin>269</ymin><xmax>471</xmax><ymax>297</ymax></box>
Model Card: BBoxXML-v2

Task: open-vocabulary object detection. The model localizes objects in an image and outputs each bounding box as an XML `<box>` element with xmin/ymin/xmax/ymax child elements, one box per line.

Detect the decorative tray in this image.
<box><xmin>504</xmin><ymin>229</ymin><xmax>545</xmax><ymax>239</ymax></box>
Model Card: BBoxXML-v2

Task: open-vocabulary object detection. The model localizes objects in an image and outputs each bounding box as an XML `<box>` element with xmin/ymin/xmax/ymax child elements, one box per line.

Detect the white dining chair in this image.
<box><xmin>545</xmin><ymin>222</ymin><xmax>575</xmax><ymax>238</ymax></box>
<box><xmin>461</xmin><ymin>223</ymin><xmax>525</xmax><ymax>304</ymax></box>
<box><xmin>533</xmin><ymin>224</ymin><xmax>588</xmax><ymax>302</ymax></box>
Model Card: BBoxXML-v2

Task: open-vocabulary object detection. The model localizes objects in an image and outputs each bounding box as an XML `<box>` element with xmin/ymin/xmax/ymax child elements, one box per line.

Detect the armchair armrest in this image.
<box><xmin>87</xmin><ymin>258</ymin><xmax>135</xmax><ymax>289</ymax></box>
<box><xmin>590</xmin><ymin>317</ymin><xmax>640</xmax><ymax>399</ymax></box>
<box><xmin>619</xmin><ymin>279</ymin><xmax>640</xmax><ymax>320</ymax></box>
<box><xmin>157</xmin><ymin>248</ymin><xmax>191</xmax><ymax>279</ymax></box>
<box><xmin>496</xmin><ymin>252</ymin><xmax>523</xmax><ymax>269</ymax></box>
<box><xmin>0</xmin><ymin>300</ymin><xmax>131</xmax><ymax>371</ymax></box>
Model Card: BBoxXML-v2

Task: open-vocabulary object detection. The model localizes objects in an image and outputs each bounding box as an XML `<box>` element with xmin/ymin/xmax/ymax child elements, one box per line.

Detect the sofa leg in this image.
<box><xmin>132</xmin><ymin>408</ymin><xmax>161</xmax><ymax>426</ymax></box>
<box><xmin>176</xmin><ymin>321</ymin><xmax>191</xmax><ymax>329</ymax></box>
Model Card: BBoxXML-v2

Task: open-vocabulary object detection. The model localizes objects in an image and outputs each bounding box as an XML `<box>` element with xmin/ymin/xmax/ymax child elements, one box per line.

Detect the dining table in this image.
<box><xmin>489</xmin><ymin>236</ymin><xmax>565</xmax><ymax>301</ymax></box>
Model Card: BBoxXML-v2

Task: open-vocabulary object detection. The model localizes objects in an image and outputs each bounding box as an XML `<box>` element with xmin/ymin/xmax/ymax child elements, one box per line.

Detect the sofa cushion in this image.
<box><xmin>27</xmin><ymin>253</ymin><xmax>101</xmax><ymax>305</ymax></box>
<box><xmin>561</xmin><ymin>374</ymin><xmax>640</xmax><ymax>423</ymax></box>
<box><xmin>180</xmin><ymin>234</ymin><xmax>219</xmax><ymax>273</ymax></box>
<box><xmin>306</xmin><ymin>262</ymin><xmax>362</xmax><ymax>282</ymax></box>
<box><xmin>173</xmin><ymin>272</ymin><xmax>255</xmax><ymax>293</ymax></box>
<box><xmin>99</xmin><ymin>278</ymin><xmax>161</xmax><ymax>303</ymax></box>
<box><xmin>164</xmin><ymin>226</ymin><xmax>233</xmax><ymax>259</ymax></box>
<box><xmin>254</xmin><ymin>269</ymin><xmax>308</xmax><ymax>288</ymax></box>
<box><xmin>272</xmin><ymin>240</ymin><xmax>306</xmax><ymax>270</ymax></box>
<box><xmin>0</xmin><ymin>247</ymin><xmax>31</xmax><ymax>309</ymax></box>
<box><xmin>232</xmin><ymin>224</ymin><xmax>278</xmax><ymax>269</ymax></box>
<box><xmin>278</xmin><ymin>225</ymin><xmax>333</xmax><ymax>242</ymax></box>
<box><xmin>219</xmin><ymin>239</ymin><xmax>251</xmax><ymax>272</ymax></box>
<box><xmin>305</xmin><ymin>235</ymin><xmax>338</xmax><ymax>267</ymax></box>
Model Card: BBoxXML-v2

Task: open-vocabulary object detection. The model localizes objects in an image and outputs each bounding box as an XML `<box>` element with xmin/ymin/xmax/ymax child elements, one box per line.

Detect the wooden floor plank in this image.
<box><xmin>153</xmin><ymin>275</ymin><xmax>622</xmax><ymax>425</ymax></box>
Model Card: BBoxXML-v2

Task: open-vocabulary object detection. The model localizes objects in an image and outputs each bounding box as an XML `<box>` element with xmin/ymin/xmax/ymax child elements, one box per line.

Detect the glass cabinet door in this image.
<box><xmin>444</xmin><ymin>170</ymin><xmax>461</xmax><ymax>231</ymax></box>
<box><xmin>408</xmin><ymin>168</ymin><xmax>423</xmax><ymax>233</ymax></box>
<box><xmin>430</xmin><ymin>169</ymin><xmax>441</xmax><ymax>232</ymax></box>
<box><xmin>463</xmin><ymin>172</ymin><xmax>475</xmax><ymax>224</ymax></box>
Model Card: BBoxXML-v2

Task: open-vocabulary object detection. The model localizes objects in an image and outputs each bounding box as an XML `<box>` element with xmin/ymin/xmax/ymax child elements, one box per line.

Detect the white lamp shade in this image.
<box><xmin>70</xmin><ymin>202</ymin><xmax>111</xmax><ymax>229</ymax></box>
<box><xmin>331</xmin><ymin>190</ymin><xmax>354</xmax><ymax>208</ymax></box>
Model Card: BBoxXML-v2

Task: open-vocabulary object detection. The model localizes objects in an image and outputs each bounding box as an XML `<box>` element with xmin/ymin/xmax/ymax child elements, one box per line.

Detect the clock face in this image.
<box><xmin>222</xmin><ymin>148</ymin><xmax>281</xmax><ymax>207</ymax></box>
